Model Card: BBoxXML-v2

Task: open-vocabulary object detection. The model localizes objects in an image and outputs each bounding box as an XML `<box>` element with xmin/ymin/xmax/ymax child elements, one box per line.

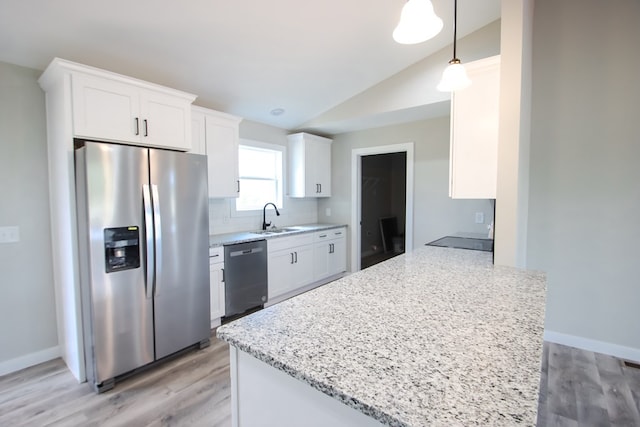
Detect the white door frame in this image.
<box><xmin>350</xmin><ymin>143</ymin><xmax>414</xmax><ymax>272</ymax></box>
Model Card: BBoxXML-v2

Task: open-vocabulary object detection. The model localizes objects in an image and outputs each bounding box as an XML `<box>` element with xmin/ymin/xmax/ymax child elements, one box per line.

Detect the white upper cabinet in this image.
<box><xmin>192</xmin><ymin>106</ymin><xmax>242</xmax><ymax>198</ymax></box>
<box><xmin>190</xmin><ymin>109</ymin><xmax>206</xmax><ymax>155</ymax></box>
<box><xmin>66</xmin><ymin>63</ymin><xmax>195</xmax><ymax>151</ymax></box>
<box><xmin>288</xmin><ymin>132</ymin><xmax>332</xmax><ymax>198</ymax></box>
<box><xmin>449</xmin><ymin>55</ymin><xmax>500</xmax><ymax>199</ymax></box>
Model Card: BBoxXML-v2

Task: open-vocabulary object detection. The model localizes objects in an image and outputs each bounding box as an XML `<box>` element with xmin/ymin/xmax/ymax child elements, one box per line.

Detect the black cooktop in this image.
<box><xmin>426</xmin><ymin>236</ymin><xmax>494</xmax><ymax>252</ymax></box>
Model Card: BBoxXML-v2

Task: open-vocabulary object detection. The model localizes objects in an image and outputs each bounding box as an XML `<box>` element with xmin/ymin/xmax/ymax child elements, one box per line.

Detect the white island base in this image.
<box><xmin>230</xmin><ymin>346</ymin><xmax>382</xmax><ymax>427</ymax></box>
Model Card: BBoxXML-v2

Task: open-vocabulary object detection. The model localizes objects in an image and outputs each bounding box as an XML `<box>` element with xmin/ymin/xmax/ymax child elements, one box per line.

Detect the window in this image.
<box><xmin>235</xmin><ymin>142</ymin><xmax>284</xmax><ymax>212</ymax></box>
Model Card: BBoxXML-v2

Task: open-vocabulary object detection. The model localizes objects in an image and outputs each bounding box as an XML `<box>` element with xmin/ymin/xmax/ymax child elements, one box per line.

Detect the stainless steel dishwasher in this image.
<box><xmin>223</xmin><ymin>240</ymin><xmax>268</xmax><ymax>320</ymax></box>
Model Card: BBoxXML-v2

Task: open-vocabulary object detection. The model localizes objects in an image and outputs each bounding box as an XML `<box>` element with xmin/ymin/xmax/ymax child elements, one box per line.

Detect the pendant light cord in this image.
<box><xmin>452</xmin><ymin>0</ymin><xmax>458</xmax><ymax>60</ymax></box>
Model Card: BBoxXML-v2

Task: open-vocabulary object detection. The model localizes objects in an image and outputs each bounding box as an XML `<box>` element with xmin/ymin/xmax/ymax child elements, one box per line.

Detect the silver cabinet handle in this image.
<box><xmin>151</xmin><ymin>184</ymin><xmax>162</xmax><ymax>296</ymax></box>
<box><xmin>319</xmin><ymin>183</ymin><xmax>322</xmax><ymax>193</ymax></box>
<box><xmin>142</xmin><ymin>184</ymin><xmax>154</xmax><ymax>299</ymax></box>
<box><xmin>144</xmin><ymin>119</ymin><xmax>148</xmax><ymax>137</ymax></box>
<box><xmin>135</xmin><ymin>117</ymin><xmax>140</xmax><ymax>136</ymax></box>
<box><xmin>221</xmin><ymin>268</ymin><xmax>225</xmax><ymax>283</ymax></box>
<box><xmin>290</xmin><ymin>252</ymin><xmax>294</xmax><ymax>264</ymax></box>
<box><xmin>294</xmin><ymin>251</ymin><xmax>298</xmax><ymax>263</ymax></box>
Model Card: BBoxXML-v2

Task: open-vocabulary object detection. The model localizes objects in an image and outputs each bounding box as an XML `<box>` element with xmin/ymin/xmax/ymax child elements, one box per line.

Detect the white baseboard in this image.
<box><xmin>544</xmin><ymin>330</ymin><xmax>640</xmax><ymax>363</ymax></box>
<box><xmin>0</xmin><ymin>345</ymin><xmax>61</xmax><ymax>377</ymax></box>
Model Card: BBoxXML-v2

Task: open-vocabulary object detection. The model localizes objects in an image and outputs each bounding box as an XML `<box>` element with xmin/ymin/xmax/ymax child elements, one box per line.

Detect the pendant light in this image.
<box><xmin>393</xmin><ymin>0</ymin><xmax>443</xmax><ymax>45</ymax></box>
<box><xmin>437</xmin><ymin>0</ymin><xmax>471</xmax><ymax>91</ymax></box>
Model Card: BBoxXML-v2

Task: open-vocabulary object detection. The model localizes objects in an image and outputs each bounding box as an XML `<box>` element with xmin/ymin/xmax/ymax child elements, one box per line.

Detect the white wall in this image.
<box><xmin>494</xmin><ymin>0</ymin><xmax>533</xmax><ymax>268</ymax></box>
<box><xmin>528</xmin><ymin>0</ymin><xmax>640</xmax><ymax>359</ymax></box>
<box><xmin>301</xmin><ymin>20</ymin><xmax>501</xmax><ymax>133</ymax></box>
<box><xmin>0</xmin><ymin>61</ymin><xmax>59</xmax><ymax>374</ymax></box>
<box><xmin>208</xmin><ymin>120</ymin><xmax>318</xmax><ymax>235</ymax></box>
<box><xmin>318</xmin><ymin>117</ymin><xmax>495</xmax><ymax>271</ymax></box>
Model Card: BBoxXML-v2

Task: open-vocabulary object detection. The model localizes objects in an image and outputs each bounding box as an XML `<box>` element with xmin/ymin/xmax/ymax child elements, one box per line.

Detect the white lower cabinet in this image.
<box><xmin>314</xmin><ymin>227</ymin><xmax>347</xmax><ymax>281</ymax></box>
<box><xmin>209</xmin><ymin>247</ymin><xmax>225</xmax><ymax>327</ymax></box>
<box><xmin>267</xmin><ymin>234</ymin><xmax>315</xmax><ymax>302</ymax></box>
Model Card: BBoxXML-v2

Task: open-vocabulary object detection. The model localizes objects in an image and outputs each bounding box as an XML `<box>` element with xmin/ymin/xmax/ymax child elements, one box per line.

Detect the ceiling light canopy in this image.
<box><xmin>393</xmin><ymin>0</ymin><xmax>443</xmax><ymax>44</ymax></box>
<box><xmin>437</xmin><ymin>0</ymin><xmax>471</xmax><ymax>92</ymax></box>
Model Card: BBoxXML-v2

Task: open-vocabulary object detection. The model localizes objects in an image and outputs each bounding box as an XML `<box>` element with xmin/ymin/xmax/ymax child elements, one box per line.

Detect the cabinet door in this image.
<box><xmin>314</xmin><ymin>242</ymin><xmax>331</xmax><ymax>281</ymax></box>
<box><xmin>450</xmin><ymin>55</ymin><xmax>500</xmax><ymax>199</ymax></box>
<box><xmin>314</xmin><ymin>141</ymin><xmax>332</xmax><ymax>197</ymax></box>
<box><xmin>72</xmin><ymin>73</ymin><xmax>140</xmax><ymax>143</ymax></box>
<box><xmin>328</xmin><ymin>237</ymin><xmax>346</xmax><ymax>276</ymax></box>
<box><xmin>292</xmin><ymin>245</ymin><xmax>314</xmax><ymax>289</ymax></box>
<box><xmin>268</xmin><ymin>251</ymin><xmax>294</xmax><ymax>301</ymax></box>
<box><xmin>191</xmin><ymin>110</ymin><xmax>206</xmax><ymax>155</ymax></box>
<box><xmin>140</xmin><ymin>89</ymin><xmax>192</xmax><ymax>151</ymax></box>
<box><xmin>210</xmin><ymin>260</ymin><xmax>225</xmax><ymax>321</ymax></box>
<box><xmin>205</xmin><ymin>116</ymin><xmax>240</xmax><ymax>198</ymax></box>
<box><xmin>303</xmin><ymin>141</ymin><xmax>319</xmax><ymax>196</ymax></box>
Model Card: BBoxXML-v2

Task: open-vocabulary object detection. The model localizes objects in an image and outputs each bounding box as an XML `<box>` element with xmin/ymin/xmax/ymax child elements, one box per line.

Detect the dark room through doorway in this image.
<box><xmin>360</xmin><ymin>152</ymin><xmax>407</xmax><ymax>269</ymax></box>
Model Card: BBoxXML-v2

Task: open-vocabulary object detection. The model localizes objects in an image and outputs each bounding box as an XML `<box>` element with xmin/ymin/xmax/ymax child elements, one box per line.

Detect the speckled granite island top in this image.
<box><xmin>217</xmin><ymin>246</ymin><xmax>546</xmax><ymax>426</ymax></box>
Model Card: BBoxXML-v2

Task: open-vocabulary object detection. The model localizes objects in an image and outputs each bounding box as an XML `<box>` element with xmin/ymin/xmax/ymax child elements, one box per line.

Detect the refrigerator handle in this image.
<box><xmin>142</xmin><ymin>184</ymin><xmax>155</xmax><ymax>300</ymax></box>
<box><xmin>151</xmin><ymin>184</ymin><xmax>162</xmax><ymax>296</ymax></box>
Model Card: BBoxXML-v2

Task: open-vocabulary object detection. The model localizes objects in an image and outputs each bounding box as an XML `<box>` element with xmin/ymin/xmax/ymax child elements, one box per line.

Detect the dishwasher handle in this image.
<box><xmin>229</xmin><ymin>247</ymin><xmax>264</xmax><ymax>257</ymax></box>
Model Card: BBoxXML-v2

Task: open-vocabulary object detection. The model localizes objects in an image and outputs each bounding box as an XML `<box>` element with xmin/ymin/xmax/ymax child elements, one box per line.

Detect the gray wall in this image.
<box><xmin>0</xmin><ymin>61</ymin><xmax>57</xmax><ymax>366</ymax></box>
<box><xmin>528</xmin><ymin>0</ymin><xmax>640</xmax><ymax>351</ymax></box>
<box><xmin>318</xmin><ymin>116</ymin><xmax>495</xmax><ymax>271</ymax></box>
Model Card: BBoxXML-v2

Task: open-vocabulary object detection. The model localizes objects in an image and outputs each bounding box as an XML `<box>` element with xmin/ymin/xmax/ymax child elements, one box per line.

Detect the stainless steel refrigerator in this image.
<box><xmin>75</xmin><ymin>140</ymin><xmax>210</xmax><ymax>393</ymax></box>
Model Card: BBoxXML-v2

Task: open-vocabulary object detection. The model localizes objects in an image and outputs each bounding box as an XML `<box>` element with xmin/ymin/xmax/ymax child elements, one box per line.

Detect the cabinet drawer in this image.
<box><xmin>209</xmin><ymin>246</ymin><xmax>224</xmax><ymax>261</ymax></box>
<box><xmin>268</xmin><ymin>233</ymin><xmax>314</xmax><ymax>252</ymax></box>
<box><xmin>315</xmin><ymin>228</ymin><xmax>346</xmax><ymax>242</ymax></box>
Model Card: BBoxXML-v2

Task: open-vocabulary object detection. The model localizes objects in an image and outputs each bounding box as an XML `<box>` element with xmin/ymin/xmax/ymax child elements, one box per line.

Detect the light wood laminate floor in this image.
<box><xmin>0</xmin><ymin>331</ymin><xmax>231</xmax><ymax>427</ymax></box>
<box><xmin>1</xmin><ymin>337</ymin><xmax>639</xmax><ymax>426</ymax></box>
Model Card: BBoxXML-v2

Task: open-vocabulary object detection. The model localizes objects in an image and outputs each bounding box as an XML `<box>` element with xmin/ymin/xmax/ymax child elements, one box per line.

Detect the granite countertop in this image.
<box><xmin>208</xmin><ymin>223</ymin><xmax>346</xmax><ymax>247</ymax></box>
<box><xmin>217</xmin><ymin>246</ymin><xmax>546</xmax><ymax>426</ymax></box>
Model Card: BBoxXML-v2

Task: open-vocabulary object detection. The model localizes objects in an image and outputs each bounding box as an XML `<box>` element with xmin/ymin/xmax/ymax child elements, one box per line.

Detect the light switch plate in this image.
<box><xmin>475</xmin><ymin>212</ymin><xmax>484</xmax><ymax>224</ymax></box>
<box><xmin>0</xmin><ymin>226</ymin><xmax>20</xmax><ymax>243</ymax></box>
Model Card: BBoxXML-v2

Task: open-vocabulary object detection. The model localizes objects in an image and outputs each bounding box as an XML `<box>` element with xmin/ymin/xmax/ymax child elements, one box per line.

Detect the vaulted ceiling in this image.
<box><xmin>0</xmin><ymin>0</ymin><xmax>500</xmax><ymax>132</ymax></box>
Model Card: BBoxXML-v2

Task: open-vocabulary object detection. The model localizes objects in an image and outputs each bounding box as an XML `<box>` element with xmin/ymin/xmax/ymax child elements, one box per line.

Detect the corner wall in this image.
<box><xmin>0</xmin><ymin>61</ymin><xmax>58</xmax><ymax>375</ymax></box>
<box><xmin>528</xmin><ymin>0</ymin><xmax>640</xmax><ymax>359</ymax></box>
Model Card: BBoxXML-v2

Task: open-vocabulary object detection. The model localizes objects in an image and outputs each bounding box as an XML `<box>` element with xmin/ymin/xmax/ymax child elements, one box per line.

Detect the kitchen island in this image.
<box><xmin>216</xmin><ymin>246</ymin><xmax>546</xmax><ymax>426</ymax></box>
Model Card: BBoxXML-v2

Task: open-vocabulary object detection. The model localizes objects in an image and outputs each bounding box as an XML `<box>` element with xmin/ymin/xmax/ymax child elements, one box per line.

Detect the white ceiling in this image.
<box><xmin>0</xmin><ymin>0</ymin><xmax>500</xmax><ymax>133</ymax></box>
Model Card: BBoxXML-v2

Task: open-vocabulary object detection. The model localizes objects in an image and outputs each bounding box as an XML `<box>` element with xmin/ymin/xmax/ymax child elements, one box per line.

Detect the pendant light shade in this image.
<box><xmin>437</xmin><ymin>59</ymin><xmax>471</xmax><ymax>91</ymax></box>
<box><xmin>393</xmin><ymin>0</ymin><xmax>443</xmax><ymax>45</ymax></box>
<box><xmin>437</xmin><ymin>0</ymin><xmax>470</xmax><ymax>91</ymax></box>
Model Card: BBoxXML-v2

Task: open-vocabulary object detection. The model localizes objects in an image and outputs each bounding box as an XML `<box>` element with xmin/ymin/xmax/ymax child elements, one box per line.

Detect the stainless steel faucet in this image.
<box><xmin>262</xmin><ymin>203</ymin><xmax>280</xmax><ymax>230</ymax></box>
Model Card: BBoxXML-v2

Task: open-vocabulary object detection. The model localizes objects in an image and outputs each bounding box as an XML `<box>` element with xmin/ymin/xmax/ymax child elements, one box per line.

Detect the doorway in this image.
<box><xmin>350</xmin><ymin>143</ymin><xmax>414</xmax><ymax>272</ymax></box>
<box><xmin>360</xmin><ymin>152</ymin><xmax>407</xmax><ymax>269</ymax></box>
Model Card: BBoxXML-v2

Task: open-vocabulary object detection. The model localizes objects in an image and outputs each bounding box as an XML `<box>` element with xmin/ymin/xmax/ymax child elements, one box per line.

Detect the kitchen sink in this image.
<box><xmin>252</xmin><ymin>228</ymin><xmax>297</xmax><ymax>235</ymax></box>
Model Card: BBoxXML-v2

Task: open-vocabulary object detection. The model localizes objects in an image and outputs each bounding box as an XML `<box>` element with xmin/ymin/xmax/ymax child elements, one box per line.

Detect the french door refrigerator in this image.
<box><xmin>75</xmin><ymin>140</ymin><xmax>210</xmax><ymax>392</ymax></box>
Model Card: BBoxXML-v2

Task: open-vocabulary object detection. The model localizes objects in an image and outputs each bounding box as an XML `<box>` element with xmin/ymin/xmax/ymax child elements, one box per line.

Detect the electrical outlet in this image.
<box><xmin>475</xmin><ymin>212</ymin><xmax>484</xmax><ymax>224</ymax></box>
<box><xmin>325</xmin><ymin>208</ymin><xmax>331</xmax><ymax>217</ymax></box>
<box><xmin>0</xmin><ymin>226</ymin><xmax>20</xmax><ymax>243</ymax></box>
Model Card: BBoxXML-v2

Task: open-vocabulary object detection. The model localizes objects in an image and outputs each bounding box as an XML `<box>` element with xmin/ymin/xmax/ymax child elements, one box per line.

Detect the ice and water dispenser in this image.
<box><xmin>104</xmin><ymin>227</ymin><xmax>140</xmax><ymax>273</ymax></box>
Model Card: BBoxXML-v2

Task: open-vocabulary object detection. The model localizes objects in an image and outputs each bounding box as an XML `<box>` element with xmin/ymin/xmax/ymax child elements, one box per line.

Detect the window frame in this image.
<box><xmin>230</xmin><ymin>139</ymin><xmax>286</xmax><ymax>217</ymax></box>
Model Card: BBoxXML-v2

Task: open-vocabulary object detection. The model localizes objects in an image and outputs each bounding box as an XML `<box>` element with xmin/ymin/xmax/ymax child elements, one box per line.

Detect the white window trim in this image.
<box><xmin>230</xmin><ymin>139</ymin><xmax>287</xmax><ymax>218</ymax></box>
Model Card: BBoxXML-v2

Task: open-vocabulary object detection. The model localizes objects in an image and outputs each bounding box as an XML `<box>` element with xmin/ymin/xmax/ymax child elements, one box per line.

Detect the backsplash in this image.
<box><xmin>208</xmin><ymin>198</ymin><xmax>319</xmax><ymax>235</ymax></box>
